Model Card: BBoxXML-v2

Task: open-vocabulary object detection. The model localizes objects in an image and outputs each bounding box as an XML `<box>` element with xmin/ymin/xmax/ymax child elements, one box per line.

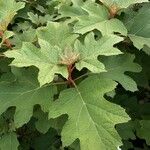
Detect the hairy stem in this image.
<box><xmin>67</xmin><ymin>64</ymin><xmax>75</xmax><ymax>87</ymax></box>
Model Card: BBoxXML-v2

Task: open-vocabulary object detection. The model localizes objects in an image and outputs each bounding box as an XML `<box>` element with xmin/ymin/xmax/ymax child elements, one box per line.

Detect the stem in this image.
<box><xmin>0</xmin><ymin>30</ymin><xmax>12</xmax><ymax>49</ymax></box>
<box><xmin>67</xmin><ymin>64</ymin><xmax>75</xmax><ymax>87</ymax></box>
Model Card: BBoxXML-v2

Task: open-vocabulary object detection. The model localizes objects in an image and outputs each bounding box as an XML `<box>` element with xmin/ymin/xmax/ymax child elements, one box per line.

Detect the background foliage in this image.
<box><xmin>0</xmin><ymin>0</ymin><xmax>150</xmax><ymax>150</ymax></box>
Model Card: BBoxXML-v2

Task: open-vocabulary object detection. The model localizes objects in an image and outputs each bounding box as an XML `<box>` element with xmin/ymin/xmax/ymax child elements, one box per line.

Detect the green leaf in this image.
<box><xmin>34</xmin><ymin>109</ymin><xmax>52</xmax><ymax>134</ymax></box>
<box><xmin>100</xmin><ymin>54</ymin><xmax>142</xmax><ymax>91</ymax></box>
<box><xmin>0</xmin><ymin>68</ymin><xmax>56</xmax><ymax>127</ymax></box>
<box><xmin>99</xmin><ymin>0</ymin><xmax>148</xmax><ymax>9</ymax></box>
<box><xmin>49</xmin><ymin>76</ymin><xmax>130</xmax><ymax>150</ymax></box>
<box><xmin>0</xmin><ymin>132</ymin><xmax>19</xmax><ymax>150</ymax></box>
<box><xmin>59</xmin><ymin>2</ymin><xmax>127</xmax><ymax>35</ymax></box>
<box><xmin>0</xmin><ymin>0</ymin><xmax>25</xmax><ymax>31</ymax></box>
<box><xmin>37</xmin><ymin>22</ymin><xmax>78</xmax><ymax>49</ymax></box>
<box><xmin>129</xmin><ymin>35</ymin><xmax>150</xmax><ymax>51</ymax></box>
<box><xmin>5</xmin><ymin>39</ymin><xmax>68</xmax><ymax>86</ymax></box>
<box><xmin>0</xmin><ymin>58</ymin><xmax>12</xmax><ymax>73</ymax></box>
<box><xmin>0</xmin><ymin>0</ymin><xmax>149</xmax><ymax>149</ymax></box>
<box><xmin>11</xmin><ymin>27</ymin><xmax>36</xmax><ymax>49</ymax></box>
<box><xmin>116</xmin><ymin>121</ymin><xmax>136</xmax><ymax>140</ymax></box>
<box><xmin>143</xmin><ymin>46</ymin><xmax>150</xmax><ymax>55</ymax></box>
<box><xmin>129</xmin><ymin>51</ymin><xmax>150</xmax><ymax>88</ymax></box>
<box><xmin>5</xmin><ymin>31</ymin><xmax>123</xmax><ymax>86</ymax></box>
<box><xmin>32</xmin><ymin>128</ymin><xmax>59</xmax><ymax>150</ymax></box>
<box><xmin>34</xmin><ymin>108</ymin><xmax>67</xmax><ymax>134</ymax></box>
<box><xmin>69</xmin><ymin>140</ymin><xmax>81</xmax><ymax>150</ymax></box>
<box><xmin>74</xmin><ymin>32</ymin><xmax>123</xmax><ymax>72</ymax></box>
<box><xmin>28</xmin><ymin>12</ymin><xmax>53</xmax><ymax>26</ymax></box>
<box><xmin>124</xmin><ymin>5</ymin><xmax>150</xmax><ymax>54</ymax></box>
<box><xmin>137</xmin><ymin>120</ymin><xmax>150</xmax><ymax>145</ymax></box>
<box><xmin>120</xmin><ymin>141</ymin><xmax>134</xmax><ymax>150</ymax></box>
<box><xmin>28</xmin><ymin>12</ymin><xmax>40</xmax><ymax>25</ymax></box>
<box><xmin>112</xmin><ymin>95</ymin><xmax>141</xmax><ymax>118</ymax></box>
<box><xmin>0</xmin><ymin>108</ymin><xmax>15</xmax><ymax>135</ymax></box>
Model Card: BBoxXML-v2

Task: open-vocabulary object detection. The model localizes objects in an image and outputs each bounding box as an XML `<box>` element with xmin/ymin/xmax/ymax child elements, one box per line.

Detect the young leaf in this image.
<box><xmin>74</xmin><ymin>32</ymin><xmax>123</xmax><ymax>72</ymax></box>
<box><xmin>0</xmin><ymin>69</ymin><xmax>56</xmax><ymax>127</ymax></box>
<box><xmin>49</xmin><ymin>76</ymin><xmax>130</xmax><ymax>150</ymax></box>
<box><xmin>100</xmin><ymin>54</ymin><xmax>142</xmax><ymax>91</ymax></box>
<box><xmin>5</xmin><ymin>39</ymin><xmax>68</xmax><ymax>86</ymax></box>
<box><xmin>0</xmin><ymin>0</ymin><xmax>25</xmax><ymax>31</ymax></box>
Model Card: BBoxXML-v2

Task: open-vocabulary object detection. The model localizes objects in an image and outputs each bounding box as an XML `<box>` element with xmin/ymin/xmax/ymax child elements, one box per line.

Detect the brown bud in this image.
<box><xmin>59</xmin><ymin>46</ymin><xmax>80</xmax><ymax>65</ymax></box>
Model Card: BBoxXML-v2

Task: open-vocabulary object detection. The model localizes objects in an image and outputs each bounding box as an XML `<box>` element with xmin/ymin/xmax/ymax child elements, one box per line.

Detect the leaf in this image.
<box><xmin>69</xmin><ymin>140</ymin><xmax>81</xmax><ymax>150</ymax></box>
<box><xmin>59</xmin><ymin>2</ymin><xmax>127</xmax><ymax>35</ymax></box>
<box><xmin>116</xmin><ymin>121</ymin><xmax>136</xmax><ymax>140</ymax></box>
<box><xmin>11</xmin><ymin>27</ymin><xmax>36</xmax><ymax>49</ymax></box>
<box><xmin>34</xmin><ymin>108</ymin><xmax>67</xmax><ymax>134</ymax></box>
<box><xmin>0</xmin><ymin>58</ymin><xmax>12</xmax><ymax>73</ymax></box>
<box><xmin>28</xmin><ymin>12</ymin><xmax>53</xmax><ymax>26</ymax></box>
<box><xmin>0</xmin><ymin>108</ymin><xmax>15</xmax><ymax>135</ymax></box>
<box><xmin>49</xmin><ymin>76</ymin><xmax>130</xmax><ymax>150</ymax></box>
<box><xmin>34</xmin><ymin>108</ymin><xmax>52</xmax><ymax>134</ymax></box>
<box><xmin>99</xmin><ymin>0</ymin><xmax>148</xmax><ymax>9</ymax></box>
<box><xmin>120</xmin><ymin>141</ymin><xmax>134</xmax><ymax>150</ymax></box>
<box><xmin>32</xmin><ymin>128</ymin><xmax>59</xmax><ymax>150</ymax></box>
<box><xmin>129</xmin><ymin>35</ymin><xmax>150</xmax><ymax>51</ymax></box>
<box><xmin>0</xmin><ymin>68</ymin><xmax>56</xmax><ymax>127</ymax></box>
<box><xmin>5</xmin><ymin>31</ymin><xmax>123</xmax><ymax>86</ymax></box>
<box><xmin>74</xmin><ymin>32</ymin><xmax>123</xmax><ymax>72</ymax></box>
<box><xmin>5</xmin><ymin>39</ymin><xmax>68</xmax><ymax>86</ymax></box>
<box><xmin>124</xmin><ymin>5</ymin><xmax>150</xmax><ymax>54</ymax></box>
<box><xmin>0</xmin><ymin>0</ymin><xmax>25</xmax><ymax>31</ymax></box>
<box><xmin>128</xmin><ymin>51</ymin><xmax>150</xmax><ymax>88</ymax></box>
<box><xmin>28</xmin><ymin>12</ymin><xmax>40</xmax><ymax>25</ymax></box>
<box><xmin>112</xmin><ymin>95</ymin><xmax>141</xmax><ymax>118</ymax></box>
<box><xmin>136</xmin><ymin>120</ymin><xmax>150</xmax><ymax>145</ymax></box>
<box><xmin>37</xmin><ymin>21</ymin><xmax>78</xmax><ymax>49</ymax></box>
<box><xmin>0</xmin><ymin>132</ymin><xmax>19</xmax><ymax>150</ymax></box>
<box><xmin>143</xmin><ymin>46</ymin><xmax>150</xmax><ymax>55</ymax></box>
<box><xmin>0</xmin><ymin>0</ymin><xmax>149</xmax><ymax>149</ymax></box>
<box><xmin>100</xmin><ymin>54</ymin><xmax>142</xmax><ymax>91</ymax></box>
